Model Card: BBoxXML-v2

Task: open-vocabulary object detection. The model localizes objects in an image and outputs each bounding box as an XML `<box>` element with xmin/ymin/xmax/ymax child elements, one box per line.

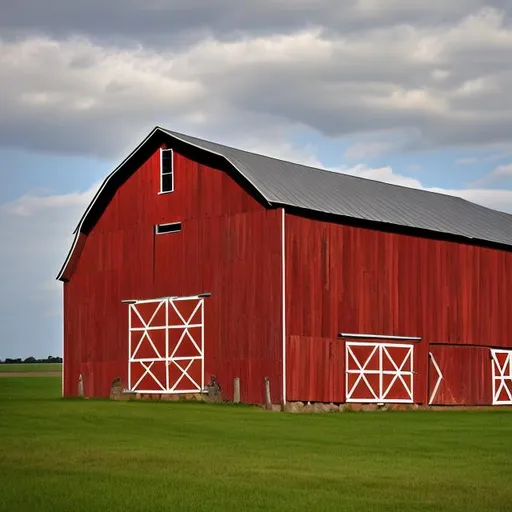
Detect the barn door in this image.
<box><xmin>128</xmin><ymin>296</ymin><xmax>205</xmax><ymax>394</ymax></box>
<box><xmin>491</xmin><ymin>349</ymin><xmax>512</xmax><ymax>405</ymax></box>
<box><xmin>345</xmin><ymin>341</ymin><xmax>414</xmax><ymax>403</ymax></box>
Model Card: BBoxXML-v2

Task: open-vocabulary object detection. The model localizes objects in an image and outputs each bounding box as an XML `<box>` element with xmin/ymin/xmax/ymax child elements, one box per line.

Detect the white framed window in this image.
<box><xmin>160</xmin><ymin>148</ymin><xmax>174</xmax><ymax>193</ymax></box>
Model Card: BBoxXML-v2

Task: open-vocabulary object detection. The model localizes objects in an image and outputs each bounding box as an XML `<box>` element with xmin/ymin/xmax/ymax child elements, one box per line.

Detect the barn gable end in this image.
<box><xmin>63</xmin><ymin>142</ymin><xmax>284</xmax><ymax>403</ymax></box>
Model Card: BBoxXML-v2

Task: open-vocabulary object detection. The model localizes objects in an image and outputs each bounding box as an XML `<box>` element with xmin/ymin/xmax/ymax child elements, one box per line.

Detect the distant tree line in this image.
<box><xmin>0</xmin><ymin>356</ymin><xmax>63</xmax><ymax>364</ymax></box>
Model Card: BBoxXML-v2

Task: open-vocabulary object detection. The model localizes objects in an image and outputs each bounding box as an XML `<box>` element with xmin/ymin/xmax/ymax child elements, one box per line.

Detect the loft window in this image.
<box><xmin>160</xmin><ymin>148</ymin><xmax>174</xmax><ymax>193</ymax></box>
<box><xmin>155</xmin><ymin>222</ymin><xmax>182</xmax><ymax>235</ymax></box>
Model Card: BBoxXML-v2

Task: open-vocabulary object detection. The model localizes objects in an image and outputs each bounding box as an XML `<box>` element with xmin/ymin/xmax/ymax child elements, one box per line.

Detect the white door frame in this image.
<box><xmin>491</xmin><ymin>348</ymin><xmax>512</xmax><ymax>405</ymax></box>
<box><xmin>345</xmin><ymin>341</ymin><xmax>414</xmax><ymax>403</ymax></box>
<box><xmin>127</xmin><ymin>295</ymin><xmax>206</xmax><ymax>394</ymax></box>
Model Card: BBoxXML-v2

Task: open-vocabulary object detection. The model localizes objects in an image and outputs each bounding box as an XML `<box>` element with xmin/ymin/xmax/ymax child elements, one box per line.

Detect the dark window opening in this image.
<box><xmin>155</xmin><ymin>222</ymin><xmax>182</xmax><ymax>235</ymax></box>
<box><xmin>160</xmin><ymin>149</ymin><xmax>174</xmax><ymax>193</ymax></box>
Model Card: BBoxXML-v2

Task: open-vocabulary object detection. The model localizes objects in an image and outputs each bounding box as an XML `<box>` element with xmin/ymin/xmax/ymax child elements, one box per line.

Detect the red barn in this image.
<box><xmin>58</xmin><ymin>127</ymin><xmax>512</xmax><ymax>407</ymax></box>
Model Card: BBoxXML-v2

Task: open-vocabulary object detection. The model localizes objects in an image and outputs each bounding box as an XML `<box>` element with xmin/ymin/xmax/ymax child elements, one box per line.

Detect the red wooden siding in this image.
<box><xmin>428</xmin><ymin>345</ymin><xmax>492</xmax><ymax>405</ymax></box>
<box><xmin>286</xmin><ymin>336</ymin><xmax>344</xmax><ymax>403</ymax></box>
<box><xmin>286</xmin><ymin>337</ymin><xmax>418</xmax><ymax>404</ymax></box>
<box><xmin>60</xmin><ymin>233</ymin><xmax>86</xmax><ymax>282</ymax></box>
<box><xmin>64</xmin><ymin>148</ymin><xmax>283</xmax><ymax>404</ymax></box>
<box><xmin>285</xmin><ymin>213</ymin><xmax>512</xmax><ymax>405</ymax></box>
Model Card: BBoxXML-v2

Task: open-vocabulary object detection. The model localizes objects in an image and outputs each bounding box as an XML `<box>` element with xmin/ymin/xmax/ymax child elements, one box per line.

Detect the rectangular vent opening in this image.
<box><xmin>155</xmin><ymin>222</ymin><xmax>182</xmax><ymax>235</ymax></box>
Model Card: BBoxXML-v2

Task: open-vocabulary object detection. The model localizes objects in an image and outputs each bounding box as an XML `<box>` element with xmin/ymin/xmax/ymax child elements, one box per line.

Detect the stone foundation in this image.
<box><xmin>109</xmin><ymin>391</ymin><xmax>509</xmax><ymax>412</ymax></box>
<box><xmin>283</xmin><ymin>401</ymin><xmax>422</xmax><ymax>413</ymax></box>
<box><xmin>119</xmin><ymin>392</ymin><xmax>207</xmax><ymax>402</ymax></box>
<box><xmin>109</xmin><ymin>379</ymin><xmax>500</xmax><ymax>411</ymax></box>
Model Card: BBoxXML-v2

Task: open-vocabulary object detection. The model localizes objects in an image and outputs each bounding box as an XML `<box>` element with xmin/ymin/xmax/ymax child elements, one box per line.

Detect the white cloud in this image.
<box><xmin>471</xmin><ymin>162</ymin><xmax>512</xmax><ymax>186</ymax></box>
<box><xmin>0</xmin><ymin>182</ymin><xmax>99</xmax><ymax>358</ymax></box>
<box><xmin>238</xmin><ymin>138</ymin><xmax>324</xmax><ymax>168</ymax></box>
<box><xmin>492</xmin><ymin>163</ymin><xmax>512</xmax><ymax>177</ymax></box>
<box><xmin>0</xmin><ymin>5</ymin><xmax>511</xmax><ymax>157</ymax></box>
<box><xmin>3</xmin><ymin>186</ymin><xmax>99</xmax><ymax>217</ymax></box>
<box><xmin>341</xmin><ymin>162</ymin><xmax>512</xmax><ymax>213</ymax></box>
<box><xmin>344</xmin><ymin>142</ymin><xmax>394</xmax><ymax>160</ymax></box>
<box><xmin>341</xmin><ymin>164</ymin><xmax>424</xmax><ymax>189</ymax></box>
<box><xmin>446</xmin><ymin>188</ymin><xmax>512</xmax><ymax>211</ymax></box>
<box><xmin>1</xmin><ymin>181</ymin><xmax>100</xmax><ymax>271</ymax></box>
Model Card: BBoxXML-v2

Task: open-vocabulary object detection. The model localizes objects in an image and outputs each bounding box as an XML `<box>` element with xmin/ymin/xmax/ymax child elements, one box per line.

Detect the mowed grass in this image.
<box><xmin>1</xmin><ymin>377</ymin><xmax>512</xmax><ymax>511</ymax></box>
<box><xmin>0</xmin><ymin>363</ymin><xmax>62</xmax><ymax>373</ymax></box>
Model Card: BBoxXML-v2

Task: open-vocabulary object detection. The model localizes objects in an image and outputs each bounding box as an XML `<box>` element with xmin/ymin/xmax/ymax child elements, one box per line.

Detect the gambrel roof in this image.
<box><xmin>57</xmin><ymin>126</ymin><xmax>512</xmax><ymax>280</ymax></box>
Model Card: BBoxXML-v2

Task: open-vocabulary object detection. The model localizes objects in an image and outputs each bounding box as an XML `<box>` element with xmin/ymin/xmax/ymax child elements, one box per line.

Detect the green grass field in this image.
<box><xmin>0</xmin><ymin>363</ymin><xmax>62</xmax><ymax>373</ymax></box>
<box><xmin>1</xmin><ymin>376</ymin><xmax>512</xmax><ymax>511</ymax></box>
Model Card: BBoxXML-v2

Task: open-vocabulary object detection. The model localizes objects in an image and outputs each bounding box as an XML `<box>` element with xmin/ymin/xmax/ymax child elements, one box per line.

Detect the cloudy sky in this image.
<box><xmin>1</xmin><ymin>1</ymin><xmax>512</xmax><ymax>359</ymax></box>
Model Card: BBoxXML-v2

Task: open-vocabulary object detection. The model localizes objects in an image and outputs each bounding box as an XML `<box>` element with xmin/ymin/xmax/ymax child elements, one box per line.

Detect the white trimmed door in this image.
<box><xmin>128</xmin><ymin>296</ymin><xmax>205</xmax><ymax>394</ymax></box>
<box><xmin>491</xmin><ymin>349</ymin><xmax>512</xmax><ymax>405</ymax></box>
<box><xmin>345</xmin><ymin>341</ymin><xmax>414</xmax><ymax>403</ymax></box>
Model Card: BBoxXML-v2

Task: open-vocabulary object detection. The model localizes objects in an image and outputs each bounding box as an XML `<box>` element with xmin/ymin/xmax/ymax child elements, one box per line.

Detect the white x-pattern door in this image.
<box><xmin>128</xmin><ymin>296</ymin><xmax>205</xmax><ymax>394</ymax></box>
<box><xmin>491</xmin><ymin>349</ymin><xmax>512</xmax><ymax>405</ymax></box>
<box><xmin>345</xmin><ymin>341</ymin><xmax>414</xmax><ymax>403</ymax></box>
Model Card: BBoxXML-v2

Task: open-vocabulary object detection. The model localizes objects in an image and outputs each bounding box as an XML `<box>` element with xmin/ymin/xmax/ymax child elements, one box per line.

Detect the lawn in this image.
<box><xmin>0</xmin><ymin>363</ymin><xmax>62</xmax><ymax>373</ymax></box>
<box><xmin>1</xmin><ymin>376</ymin><xmax>512</xmax><ymax>511</ymax></box>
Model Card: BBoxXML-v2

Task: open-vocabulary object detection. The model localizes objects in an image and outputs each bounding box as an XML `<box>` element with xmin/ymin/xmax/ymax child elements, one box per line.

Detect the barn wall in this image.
<box><xmin>285</xmin><ymin>213</ymin><xmax>512</xmax><ymax>405</ymax></box>
<box><xmin>286</xmin><ymin>336</ymin><xmax>344</xmax><ymax>403</ymax></box>
<box><xmin>428</xmin><ymin>345</ymin><xmax>492</xmax><ymax>405</ymax></box>
<box><xmin>64</xmin><ymin>148</ymin><xmax>283</xmax><ymax>404</ymax></box>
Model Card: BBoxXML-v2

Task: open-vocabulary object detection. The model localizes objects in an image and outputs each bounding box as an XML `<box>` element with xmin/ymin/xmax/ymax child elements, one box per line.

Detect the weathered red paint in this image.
<box><xmin>285</xmin><ymin>213</ymin><xmax>512</xmax><ymax>405</ymax></box>
<box><xmin>64</xmin><ymin>148</ymin><xmax>283</xmax><ymax>403</ymax></box>
<box><xmin>60</xmin><ymin>232</ymin><xmax>86</xmax><ymax>282</ymax></box>
<box><xmin>428</xmin><ymin>344</ymin><xmax>492</xmax><ymax>405</ymax></box>
<box><xmin>286</xmin><ymin>336</ymin><xmax>344</xmax><ymax>403</ymax></box>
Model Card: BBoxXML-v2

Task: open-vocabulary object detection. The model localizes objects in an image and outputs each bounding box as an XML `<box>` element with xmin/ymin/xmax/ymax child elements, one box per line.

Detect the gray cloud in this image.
<box><xmin>1</xmin><ymin>1</ymin><xmax>510</xmax><ymax>46</ymax></box>
<box><xmin>0</xmin><ymin>3</ymin><xmax>511</xmax><ymax>159</ymax></box>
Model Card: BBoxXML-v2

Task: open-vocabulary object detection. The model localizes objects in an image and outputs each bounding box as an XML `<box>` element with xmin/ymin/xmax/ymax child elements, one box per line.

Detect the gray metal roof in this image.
<box><xmin>163</xmin><ymin>128</ymin><xmax>512</xmax><ymax>247</ymax></box>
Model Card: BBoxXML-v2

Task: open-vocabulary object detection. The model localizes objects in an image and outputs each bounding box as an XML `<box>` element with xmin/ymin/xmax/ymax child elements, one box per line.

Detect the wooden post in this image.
<box><xmin>233</xmin><ymin>377</ymin><xmax>240</xmax><ymax>404</ymax></box>
<box><xmin>78</xmin><ymin>373</ymin><xmax>84</xmax><ymax>398</ymax></box>
<box><xmin>264</xmin><ymin>377</ymin><xmax>272</xmax><ymax>410</ymax></box>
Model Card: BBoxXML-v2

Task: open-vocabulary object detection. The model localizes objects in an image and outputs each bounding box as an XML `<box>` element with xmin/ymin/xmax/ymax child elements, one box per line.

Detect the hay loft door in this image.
<box><xmin>128</xmin><ymin>296</ymin><xmax>205</xmax><ymax>394</ymax></box>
